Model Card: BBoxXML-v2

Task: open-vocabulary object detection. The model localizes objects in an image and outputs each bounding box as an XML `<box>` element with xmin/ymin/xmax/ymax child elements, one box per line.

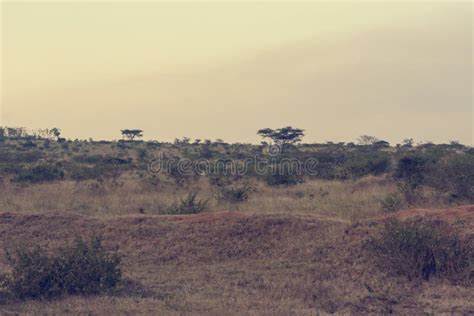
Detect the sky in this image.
<box><xmin>1</xmin><ymin>1</ymin><xmax>472</xmax><ymax>144</ymax></box>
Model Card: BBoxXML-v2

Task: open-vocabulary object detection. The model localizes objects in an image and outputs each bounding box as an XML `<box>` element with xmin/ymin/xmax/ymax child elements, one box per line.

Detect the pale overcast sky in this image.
<box><xmin>1</xmin><ymin>1</ymin><xmax>472</xmax><ymax>144</ymax></box>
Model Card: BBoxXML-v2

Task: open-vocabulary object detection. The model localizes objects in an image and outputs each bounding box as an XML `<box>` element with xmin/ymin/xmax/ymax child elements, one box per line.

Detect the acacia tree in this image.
<box><xmin>257</xmin><ymin>126</ymin><xmax>305</xmax><ymax>151</ymax></box>
<box><xmin>402</xmin><ymin>138</ymin><xmax>414</xmax><ymax>147</ymax></box>
<box><xmin>7</xmin><ymin>128</ymin><xmax>18</xmax><ymax>138</ymax></box>
<box><xmin>121</xmin><ymin>129</ymin><xmax>143</xmax><ymax>141</ymax></box>
<box><xmin>357</xmin><ymin>135</ymin><xmax>380</xmax><ymax>145</ymax></box>
<box><xmin>50</xmin><ymin>128</ymin><xmax>61</xmax><ymax>140</ymax></box>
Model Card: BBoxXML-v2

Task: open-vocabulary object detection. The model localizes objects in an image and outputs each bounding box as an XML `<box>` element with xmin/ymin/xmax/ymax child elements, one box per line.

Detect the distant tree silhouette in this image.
<box><xmin>121</xmin><ymin>129</ymin><xmax>143</xmax><ymax>141</ymax></box>
<box><xmin>373</xmin><ymin>140</ymin><xmax>390</xmax><ymax>148</ymax></box>
<box><xmin>357</xmin><ymin>135</ymin><xmax>379</xmax><ymax>145</ymax></box>
<box><xmin>402</xmin><ymin>138</ymin><xmax>414</xmax><ymax>147</ymax></box>
<box><xmin>7</xmin><ymin>128</ymin><xmax>18</xmax><ymax>138</ymax></box>
<box><xmin>50</xmin><ymin>128</ymin><xmax>61</xmax><ymax>140</ymax></box>
<box><xmin>257</xmin><ymin>126</ymin><xmax>305</xmax><ymax>151</ymax></box>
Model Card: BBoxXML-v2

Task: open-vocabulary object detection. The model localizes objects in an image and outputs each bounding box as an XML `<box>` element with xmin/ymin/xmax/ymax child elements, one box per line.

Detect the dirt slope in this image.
<box><xmin>0</xmin><ymin>206</ymin><xmax>472</xmax><ymax>315</ymax></box>
<box><xmin>389</xmin><ymin>204</ymin><xmax>474</xmax><ymax>235</ymax></box>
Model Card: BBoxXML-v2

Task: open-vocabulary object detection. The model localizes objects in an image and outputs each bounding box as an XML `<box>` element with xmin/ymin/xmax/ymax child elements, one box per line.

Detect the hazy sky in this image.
<box><xmin>1</xmin><ymin>1</ymin><xmax>472</xmax><ymax>144</ymax></box>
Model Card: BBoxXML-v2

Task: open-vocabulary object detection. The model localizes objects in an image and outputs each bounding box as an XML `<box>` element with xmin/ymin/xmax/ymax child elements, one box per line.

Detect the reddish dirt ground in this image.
<box><xmin>379</xmin><ymin>204</ymin><xmax>474</xmax><ymax>236</ymax></box>
<box><xmin>161</xmin><ymin>211</ymin><xmax>247</xmax><ymax>223</ymax></box>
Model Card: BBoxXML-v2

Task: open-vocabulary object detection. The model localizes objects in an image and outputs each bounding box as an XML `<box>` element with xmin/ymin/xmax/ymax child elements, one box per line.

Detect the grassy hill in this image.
<box><xmin>0</xmin><ymin>206</ymin><xmax>472</xmax><ymax>314</ymax></box>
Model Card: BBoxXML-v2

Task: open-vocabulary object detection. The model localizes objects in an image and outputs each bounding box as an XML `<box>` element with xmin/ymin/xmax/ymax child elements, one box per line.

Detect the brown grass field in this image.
<box><xmin>0</xmin><ymin>201</ymin><xmax>472</xmax><ymax>315</ymax></box>
<box><xmin>0</xmin><ymin>175</ymin><xmax>447</xmax><ymax>221</ymax></box>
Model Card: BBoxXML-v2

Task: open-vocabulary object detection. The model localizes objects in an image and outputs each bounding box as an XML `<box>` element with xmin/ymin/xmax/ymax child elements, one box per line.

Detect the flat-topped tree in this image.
<box><xmin>121</xmin><ymin>129</ymin><xmax>143</xmax><ymax>141</ymax></box>
<box><xmin>357</xmin><ymin>135</ymin><xmax>380</xmax><ymax>146</ymax></box>
<box><xmin>257</xmin><ymin>126</ymin><xmax>305</xmax><ymax>151</ymax></box>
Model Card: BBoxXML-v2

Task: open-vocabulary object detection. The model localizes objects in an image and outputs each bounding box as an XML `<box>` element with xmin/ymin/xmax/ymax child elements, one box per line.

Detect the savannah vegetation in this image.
<box><xmin>0</xmin><ymin>126</ymin><xmax>472</xmax><ymax>314</ymax></box>
<box><xmin>0</xmin><ymin>126</ymin><xmax>471</xmax><ymax>217</ymax></box>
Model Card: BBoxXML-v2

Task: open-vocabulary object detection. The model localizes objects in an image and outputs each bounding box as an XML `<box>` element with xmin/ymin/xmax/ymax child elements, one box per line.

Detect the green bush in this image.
<box><xmin>73</xmin><ymin>154</ymin><xmax>105</xmax><ymax>164</ymax></box>
<box><xmin>208</xmin><ymin>175</ymin><xmax>253</xmax><ymax>203</ymax></box>
<box><xmin>21</xmin><ymin>141</ymin><xmax>37</xmax><ymax>148</ymax></box>
<box><xmin>395</xmin><ymin>155</ymin><xmax>428</xmax><ymax>188</ymax></box>
<box><xmin>380</xmin><ymin>193</ymin><xmax>404</xmax><ymax>212</ymax></box>
<box><xmin>265</xmin><ymin>172</ymin><xmax>302</xmax><ymax>186</ymax></box>
<box><xmin>165</xmin><ymin>192</ymin><xmax>209</xmax><ymax>214</ymax></box>
<box><xmin>341</xmin><ymin>154</ymin><xmax>391</xmax><ymax>178</ymax></box>
<box><xmin>66</xmin><ymin>163</ymin><xmax>123</xmax><ymax>181</ymax></box>
<box><xmin>67</xmin><ymin>164</ymin><xmax>102</xmax><ymax>181</ymax></box>
<box><xmin>369</xmin><ymin>220</ymin><xmax>473</xmax><ymax>280</ymax></box>
<box><xmin>14</xmin><ymin>164</ymin><xmax>65</xmax><ymax>183</ymax></box>
<box><xmin>165</xmin><ymin>157</ymin><xmax>198</xmax><ymax>186</ymax></box>
<box><xmin>73</xmin><ymin>155</ymin><xmax>131</xmax><ymax>166</ymax></box>
<box><xmin>0</xmin><ymin>150</ymin><xmax>43</xmax><ymax>163</ymax></box>
<box><xmin>220</xmin><ymin>183</ymin><xmax>254</xmax><ymax>203</ymax></box>
<box><xmin>393</xmin><ymin>155</ymin><xmax>431</xmax><ymax>204</ymax></box>
<box><xmin>263</xmin><ymin>163</ymin><xmax>303</xmax><ymax>186</ymax></box>
<box><xmin>426</xmin><ymin>155</ymin><xmax>474</xmax><ymax>202</ymax></box>
<box><xmin>4</xmin><ymin>237</ymin><xmax>121</xmax><ymax>299</ymax></box>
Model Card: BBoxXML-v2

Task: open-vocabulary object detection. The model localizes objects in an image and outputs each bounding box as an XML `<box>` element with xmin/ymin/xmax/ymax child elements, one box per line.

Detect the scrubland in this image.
<box><xmin>0</xmin><ymin>176</ymin><xmax>395</xmax><ymax>221</ymax></box>
<box><xmin>0</xmin><ymin>137</ymin><xmax>472</xmax><ymax>314</ymax></box>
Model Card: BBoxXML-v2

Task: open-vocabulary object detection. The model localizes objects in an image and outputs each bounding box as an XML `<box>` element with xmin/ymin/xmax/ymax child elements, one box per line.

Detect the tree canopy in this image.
<box><xmin>257</xmin><ymin>126</ymin><xmax>305</xmax><ymax>148</ymax></box>
<box><xmin>121</xmin><ymin>129</ymin><xmax>143</xmax><ymax>141</ymax></box>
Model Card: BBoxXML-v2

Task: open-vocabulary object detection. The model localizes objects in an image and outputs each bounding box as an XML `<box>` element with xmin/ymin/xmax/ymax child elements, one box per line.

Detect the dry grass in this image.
<box><xmin>0</xmin><ymin>209</ymin><xmax>472</xmax><ymax>314</ymax></box>
<box><xmin>0</xmin><ymin>138</ymin><xmax>470</xmax><ymax>314</ymax></box>
<box><xmin>245</xmin><ymin>176</ymin><xmax>396</xmax><ymax>221</ymax></box>
<box><xmin>0</xmin><ymin>175</ymin><xmax>397</xmax><ymax>222</ymax></box>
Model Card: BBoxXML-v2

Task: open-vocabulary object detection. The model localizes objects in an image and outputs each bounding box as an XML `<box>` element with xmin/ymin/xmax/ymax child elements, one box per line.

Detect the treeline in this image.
<box><xmin>0</xmin><ymin>126</ymin><xmax>472</xmax><ymax>203</ymax></box>
<box><xmin>0</xmin><ymin>127</ymin><xmax>62</xmax><ymax>141</ymax></box>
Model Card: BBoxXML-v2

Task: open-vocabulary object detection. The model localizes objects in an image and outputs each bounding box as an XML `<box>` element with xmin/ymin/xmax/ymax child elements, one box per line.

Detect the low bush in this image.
<box><xmin>426</xmin><ymin>154</ymin><xmax>474</xmax><ymax>202</ymax></box>
<box><xmin>4</xmin><ymin>237</ymin><xmax>121</xmax><ymax>299</ymax></box>
<box><xmin>0</xmin><ymin>150</ymin><xmax>43</xmax><ymax>163</ymax></box>
<box><xmin>66</xmin><ymin>163</ymin><xmax>123</xmax><ymax>181</ymax></box>
<box><xmin>14</xmin><ymin>164</ymin><xmax>65</xmax><ymax>183</ymax></box>
<box><xmin>21</xmin><ymin>141</ymin><xmax>37</xmax><ymax>148</ymax></box>
<box><xmin>394</xmin><ymin>155</ymin><xmax>428</xmax><ymax>189</ymax></box>
<box><xmin>165</xmin><ymin>192</ymin><xmax>209</xmax><ymax>214</ymax></box>
<box><xmin>396</xmin><ymin>181</ymin><xmax>422</xmax><ymax>205</ymax></box>
<box><xmin>165</xmin><ymin>157</ymin><xmax>198</xmax><ymax>187</ymax></box>
<box><xmin>369</xmin><ymin>220</ymin><xmax>473</xmax><ymax>281</ymax></box>
<box><xmin>67</xmin><ymin>165</ymin><xmax>102</xmax><ymax>181</ymax></box>
<box><xmin>341</xmin><ymin>154</ymin><xmax>391</xmax><ymax>179</ymax></box>
<box><xmin>220</xmin><ymin>183</ymin><xmax>254</xmax><ymax>203</ymax></box>
<box><xmin>265</xmin><ymin>172</ymin><xmax>302</xmax><ymax>186</ymax></box>
<box><xmin>263</xmin><ymin>164</ymin><xmax>303</xmax><ymax>186</ymax></box>
<box><xmin>72</xmin><ymin>155</ymin><xmax>131</xmax><ymax>166</ymax></box>
<box><xmin>208</xmin><ymin>175</ymin><xmax>254</xmax><ymax>203</ymax></box>
<box><xmin>380</xmin><ymin>193</ymin><xmax>404</xmax><ymax>212</ymax></box>
<box><xmin>73</xmin><ymin>154</ymin><xmax>104</xmax><ymax>164</ymax></box>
